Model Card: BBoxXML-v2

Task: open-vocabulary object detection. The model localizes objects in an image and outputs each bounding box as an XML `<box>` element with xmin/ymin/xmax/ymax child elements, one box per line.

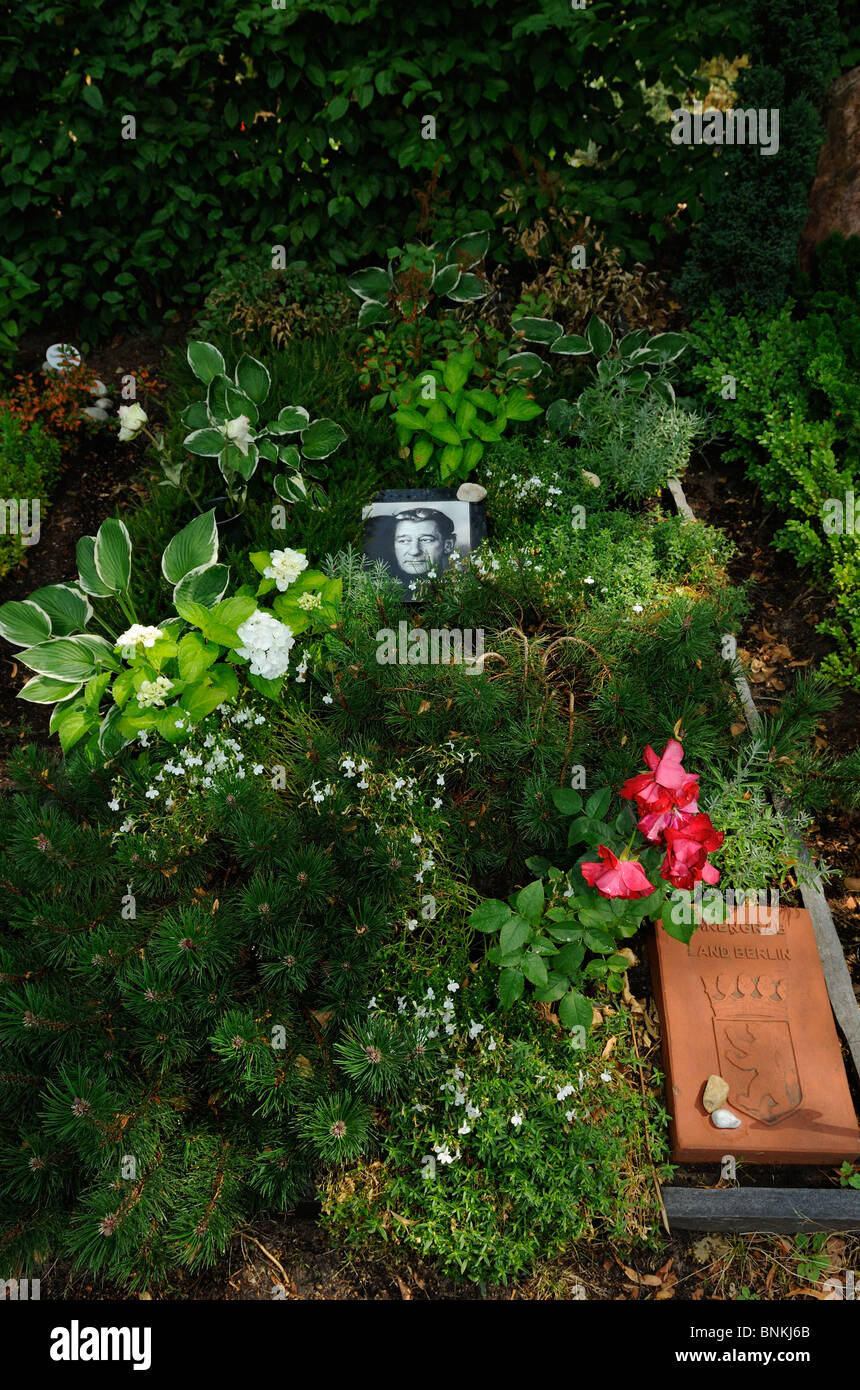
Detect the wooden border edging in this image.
<box><xmin>667</xmin><ymin>475</ymin><xmax>860</xmax><ymax>1081</ymax></box>
<box><xmin>661</xmin><ymin>1186</ymin><xmax>860</xmax><ymax>1233</ymax></box>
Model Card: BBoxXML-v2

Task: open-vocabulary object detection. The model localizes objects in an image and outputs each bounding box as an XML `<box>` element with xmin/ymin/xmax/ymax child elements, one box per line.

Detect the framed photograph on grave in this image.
<box><xmin>362</xmin><ymin>488</ymin><xmax>487</xmax><ymax>602</ymax></box>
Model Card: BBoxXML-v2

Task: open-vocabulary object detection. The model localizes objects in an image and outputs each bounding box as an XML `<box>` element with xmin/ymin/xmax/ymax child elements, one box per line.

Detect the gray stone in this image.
<box><xmin>89</xmin><ymin>379</ymin><xmax>108</xmax><ymax>397</ymax></box>
<box><xmin>81</xmin><ymin>406</ymin><xmax>110</xmax><ymax>423</ymax></box>
<box><xmin>95</xmin><ymin>397</ymin><xmax>112</xmax><ymax>411</ymax></box>
<box><xmin>457</xmin><ymin>482</ymin><xmax>488</xmax><ymax>503</ymax></box>
<box><xmin>663</xmin><ymin>1186</ymin><xmax>860</xmax><ymax>1233</ymax></box>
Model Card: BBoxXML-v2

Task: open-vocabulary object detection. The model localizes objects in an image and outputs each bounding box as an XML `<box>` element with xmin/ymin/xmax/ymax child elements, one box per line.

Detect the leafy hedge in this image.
<box><xmin>1</xmin><ymin>0</ymin><xmax>746</xmax><ymax>343</ymax></box>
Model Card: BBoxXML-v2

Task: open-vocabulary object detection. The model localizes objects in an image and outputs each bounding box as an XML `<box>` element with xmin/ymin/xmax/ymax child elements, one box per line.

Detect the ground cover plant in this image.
<box><xmin>0</xmin><ymin>414</ymin><xmax>60</xmax><ymax>578</ymax></box>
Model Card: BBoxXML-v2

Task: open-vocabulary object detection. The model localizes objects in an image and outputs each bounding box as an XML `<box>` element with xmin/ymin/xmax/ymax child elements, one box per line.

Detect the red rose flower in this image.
<box><xmin>621</xmin><ymin>738</ymin><xmax>700</xmax><ymax>815</ymax></box>
<box><xmin>637</xmin><ymin>803</ymin><xmax>698</xmax><ymax>843</ymax></box>
<box><xmin>581</xmin><ymin>845</ymin><xmax>654</xmax><ymax>900</ymax></box>
<box><xmin>659</xmin><ymin>813</ymin><xmax>724</xmax><ymax>890</ymax></box>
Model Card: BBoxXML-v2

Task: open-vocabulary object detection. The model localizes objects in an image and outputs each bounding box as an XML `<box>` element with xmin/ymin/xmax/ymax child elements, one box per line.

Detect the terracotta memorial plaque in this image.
<box><xmin>650</xmin><ymin>905</ymin><xmax>860</xmax><ymax>1164</ymax></box>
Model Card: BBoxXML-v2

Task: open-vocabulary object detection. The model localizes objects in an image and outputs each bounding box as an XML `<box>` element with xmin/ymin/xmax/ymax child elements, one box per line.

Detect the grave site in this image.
<box><xmin>0</xmin><ymin>0</ymin><xmax>859</xmax><ymax>1347</ymax></box>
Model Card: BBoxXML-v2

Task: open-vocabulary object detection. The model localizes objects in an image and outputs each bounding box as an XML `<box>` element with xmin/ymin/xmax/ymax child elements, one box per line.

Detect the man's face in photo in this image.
<box><xmin>392</xmin><ymin>517</ymin><xmax>452</xmax><ymax>575</ymax></box>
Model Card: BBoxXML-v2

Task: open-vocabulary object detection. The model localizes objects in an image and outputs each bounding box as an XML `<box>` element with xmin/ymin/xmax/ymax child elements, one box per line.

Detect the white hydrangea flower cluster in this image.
<box><xmin>263</xmin><ymin>547</ymin><xmax>309</xmax><ymax>592</ymax></box>
<box><xmin>116</xmin><ymin>624</ymin><xmax>164</xmax><ymax>652</ymax></box>
<box><xmin>137</xmin><ymin>676</ymin><xmax>173</xmax><ymax>708</ymax></box>
<box><xmin>297</xmin><ymin>590</ymin><xmax>322</xmax><ymax>611</ymax></box>
<box><xmin>235</xmin><ymin>610</ymin><xmax>295</xmax><ymax>679</ymax></box>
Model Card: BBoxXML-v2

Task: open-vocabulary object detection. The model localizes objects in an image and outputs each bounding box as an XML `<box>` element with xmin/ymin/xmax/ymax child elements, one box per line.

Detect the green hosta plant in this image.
<box><xmin>179</xmin><ymin>341</ymin><xmax>347</xmax><ymax>512</ymax></box>
<box><xmin>0</xmin><ymin>513</ymin><xmax>338</xmax><ymax>758</ymax></box>
<box><xmin>347</xmin><ymin>231</ymin><xmax>490</xmax><ymax>329</ymax></box>
<box><xmin>392</xmin><ymin>347</ymin><xmax>543</xmax><ymax>483</ymax></box>
<box><xmin>505</xmin><ymin>312</ymin><xmax>689</xmax><ymax>433</ymax></box>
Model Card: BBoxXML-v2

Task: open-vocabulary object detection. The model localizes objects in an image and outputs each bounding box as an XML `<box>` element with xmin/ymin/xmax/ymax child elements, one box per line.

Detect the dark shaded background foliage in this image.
<box><xmin>677</xmin><ymin>0</ymin><xmax>842</xmax><ymax>312</ymax></box>
<box><xmin>1</xmin><ymin>0</ymin><xmax>748</xmax><ymax>343</ymax></box>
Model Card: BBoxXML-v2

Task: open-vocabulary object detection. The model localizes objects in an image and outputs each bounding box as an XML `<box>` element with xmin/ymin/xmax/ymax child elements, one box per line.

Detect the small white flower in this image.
<box><xmin>565</xmin><ymin>1109</ymin><xmax>576</xmax><ymax>1123</ymax></box>
<box><xmin>367</xmin><ymin>997</ymin><xmax>378</xmax><ymax>1011</ymax></box>
<box><xmin>263</xmin><ymin>547</ymin><xmax>309</xmax><ymax>592</ymax></box>
<box><xmin>116</xmin><ymin>623</ymin><xmax>163</xmax><ymax>653</ymax></box>
<box><xmin>406</xmin><ymin>919</ymin><xmax>418</xmax><ymax>932</ymax></box>
<box><xmin>137</xmin><ymin>675</ymin><xmax>173</xmax><ymax>709</ymax></box>
<box><xmin>322</xmin><ymin>694</ymin><xmax>333</xmax><ymax>705</ymax></box>
<box><xmin>447</xmin><ymin>980</ymin><xmax>459</xmax><ymax>993</ymax></box>
<box><xmin>119</xmin><ymin>819</ymin><xmax>133</xmax><ymax>833</ymax></box>
<box><xmin>108</xmin><ymin>798</ymin><xmax>120</xmax><ymax>811</ymax></box>
<box><xmin>557</xmin><ymin>1084</ymin><xmax>574</xmax><ymax>1102</ymax></box>
<box><xmin>465</xmin><ymin>1101</ymin><xmax>481</xmax><ymax>1120</ymax></box>
<box><xmin>600</xmin><ymin>1070</ymin><xmax>612</xmax><ymax>1083</ymax></box>
<box><xmin>468</xmin><ymin>1020</ymin><xmax>484</xmax><ymax>1039</ymax></box>
<box><xmin>487</xmin><ymin>1037</ymin><xmax>496</xmax><ymax>1051</ymax></box>
<box><xmin>252</xmin><ymin>763</ymin><xmax>264</xmax><ymax>775</ymax></box>
<box><xmin>584</xmin><ymin>575</ymin><xmax>594</xmax><ymax>585</ymax></box>
<box><xmin>510</xmin><ymin>1111</ymin><xmax>524</xmax><ymax>1128</ymax></box>
<box><xmin>223</xmin><ymin>413</ymin><xmax>252</xmax><ymax>455</ymax></box>
<box><xmin>632</xmin><ymin>603</ymin><xmax>644</xmax><ymax>614</ymax></box>
<box><xmin>117</xmin><ymin>402</ymin><xmax>147</xmax><ymax>442</ymax></box>
<box><xmin>432</xmin><ymin>797</ymin><xmax>442</xmax><ymax>810</ymax></box>
<box><xmin>458</xmin><ymin>1121</ymin><xmax>471</xmax><ymax>1136</ymax></box>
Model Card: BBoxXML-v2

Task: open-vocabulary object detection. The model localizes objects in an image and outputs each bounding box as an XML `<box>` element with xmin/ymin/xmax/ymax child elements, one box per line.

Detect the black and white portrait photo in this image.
<box><xmin>362</xmin><ymin>489</ymin><xmax>487</xmax><ymax>601</ymax></box>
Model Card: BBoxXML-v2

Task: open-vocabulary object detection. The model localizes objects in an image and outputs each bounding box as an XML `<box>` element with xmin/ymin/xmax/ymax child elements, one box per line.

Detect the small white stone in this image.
<box><xmin>46</xmin><ymin>342</ymin><xmax>82</xmax><ymax>372</ymax></box>
<box><xmin>95</xmin><ymin>397</ymin><xmax>112</xmax><ymax>411</ymax></box>
<box><xmin>81</xmin><ymin>406</ymin><xmax>109</xmax><ymax>423</ymax></box>
<box><xmin>581</xmin><ymin>470</ymin><xmax>601</xmax><ymax>489</ymax></box>
<box><xmin>89</xmin><ymin>379</ymin><xmax>108</xmax><ymax>396</ymax></box>
<box><xmin>457</xmin><ymin>482</ymin><xmax>487</xmax><ymax>503</ymax></box>
<box><xmin>710</xmin><ymin>1107</ymin><xmax>741</xmax><ymax>1129</ymax></box>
